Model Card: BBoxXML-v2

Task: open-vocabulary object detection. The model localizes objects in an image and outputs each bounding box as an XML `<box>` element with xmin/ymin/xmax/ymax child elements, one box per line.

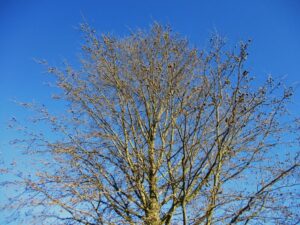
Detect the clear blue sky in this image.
<box><xmin>0</xmin><ymin>0</ymin><xmax>299</xmax><ymax>223</ymax></box>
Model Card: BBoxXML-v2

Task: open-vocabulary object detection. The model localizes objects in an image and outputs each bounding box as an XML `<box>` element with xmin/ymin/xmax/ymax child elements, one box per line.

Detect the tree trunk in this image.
<box><xmin>145</xmin><ymin>127</ymin><xmax>161</xmax><ymax>225</ymax></box>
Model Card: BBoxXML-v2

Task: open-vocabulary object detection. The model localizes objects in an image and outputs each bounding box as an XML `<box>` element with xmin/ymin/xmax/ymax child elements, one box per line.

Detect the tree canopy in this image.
<box><xmin>2</xmin><ymin>23</ymin><xmax>300</xmax><ymax>225</ymax></box>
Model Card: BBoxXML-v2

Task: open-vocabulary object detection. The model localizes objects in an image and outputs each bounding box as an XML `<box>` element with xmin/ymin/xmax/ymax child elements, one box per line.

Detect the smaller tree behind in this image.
<box><xmin>2</xmin><ymin>23</ymin><xmax>300</xmax><ymax>224</ymax></box>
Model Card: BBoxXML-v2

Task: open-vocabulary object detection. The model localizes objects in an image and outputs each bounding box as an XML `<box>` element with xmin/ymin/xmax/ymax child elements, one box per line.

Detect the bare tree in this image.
<box><xmin>2</xmin><ymin>23</ymin><xmax>300</xmax><ymax>225</ymax></box>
